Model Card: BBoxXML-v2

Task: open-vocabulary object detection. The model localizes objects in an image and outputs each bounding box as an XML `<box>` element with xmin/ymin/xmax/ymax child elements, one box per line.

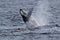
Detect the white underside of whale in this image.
<box><xmin>26</xmin><ymin>16</ymin><xmax>40</xmax><ymax>28</ymax></box>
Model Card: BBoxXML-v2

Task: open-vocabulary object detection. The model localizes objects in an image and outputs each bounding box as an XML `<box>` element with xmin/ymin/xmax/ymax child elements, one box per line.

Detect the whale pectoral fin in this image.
<box><xmin>27</xmin><ymin>8</ymin><xmax>34</xmax><ymax>18</ymax></box>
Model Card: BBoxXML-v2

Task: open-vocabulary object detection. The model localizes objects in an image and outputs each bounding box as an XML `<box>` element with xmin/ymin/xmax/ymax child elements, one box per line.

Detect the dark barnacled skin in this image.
<box><xmin>21</xmin><ymin>14</ymin><xmax>28</xmax><ymax>23</ymax></box>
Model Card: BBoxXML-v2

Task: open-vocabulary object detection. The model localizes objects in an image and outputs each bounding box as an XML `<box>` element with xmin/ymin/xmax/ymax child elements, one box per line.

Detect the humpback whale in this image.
<box><xmin>19</xmin><ymin>0</ymin><xmax>51</xmax><ymax>30</ymax></box>
<box><xmin>20</xmin><ymin>8</ymin><xmax>41</xmax><ymax>30</ymax></box>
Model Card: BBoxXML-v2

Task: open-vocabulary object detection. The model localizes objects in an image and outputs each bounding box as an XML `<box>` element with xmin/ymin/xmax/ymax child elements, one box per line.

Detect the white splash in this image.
<box><xmin>27</xmin><ymin>0</ymin><xmax>52</xmax><ymax>27</ymax></box>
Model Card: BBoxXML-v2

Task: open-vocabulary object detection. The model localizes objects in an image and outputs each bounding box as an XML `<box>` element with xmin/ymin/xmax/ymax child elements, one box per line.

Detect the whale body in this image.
<box><xmin>20</xmin><ymin>0</ymin><xmax>52</xmax><ymax>29</ymax></box>
<box><xmin>20</xmin><ymin>8</ymin><xmax>39</xmax><ymax>28</ymax></box>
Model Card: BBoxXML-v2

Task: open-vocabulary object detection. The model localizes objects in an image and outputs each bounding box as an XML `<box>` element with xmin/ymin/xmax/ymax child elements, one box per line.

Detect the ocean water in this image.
<box><xmin>0</xmin><ymin>0</ymin><xmax>60</xmax><ymax>40</ymax></box>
